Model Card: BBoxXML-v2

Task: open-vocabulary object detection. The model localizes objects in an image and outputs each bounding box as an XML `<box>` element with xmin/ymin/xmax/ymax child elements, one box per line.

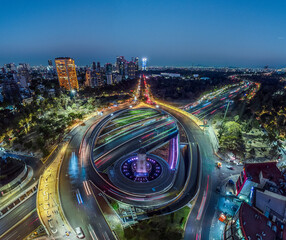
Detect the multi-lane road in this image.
<box><xmin>0</xmin><ymin>194</ymin><xmax>39</xmax><ymax>240</ymax></box>
<box><xmin>53</xmin><ymin>77</ymin><xmax>217</xmax><ymax>240</ymax></box>
<box><xmin>1</xmin><ymin>76</ymin><xmax>253</xmax><ymax>240</ymax></box>
<box><xmin>185</xmin><ymin>81</ymin><xmax>254</xmax><ymax>120</ymax></box>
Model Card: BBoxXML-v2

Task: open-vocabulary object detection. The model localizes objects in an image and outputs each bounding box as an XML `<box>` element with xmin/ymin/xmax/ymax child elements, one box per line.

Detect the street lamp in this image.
<box><xmin>70</xmin><ymin>89</ymin><xmax>76</xmax><ymax>99</ymax></box>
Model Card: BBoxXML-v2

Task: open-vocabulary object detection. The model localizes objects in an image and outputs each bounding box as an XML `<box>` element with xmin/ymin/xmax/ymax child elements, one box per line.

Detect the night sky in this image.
<box><xmin>1</xmin><ymin>0</ymin><xmax>286</xmax><ymax>67</ymax></box>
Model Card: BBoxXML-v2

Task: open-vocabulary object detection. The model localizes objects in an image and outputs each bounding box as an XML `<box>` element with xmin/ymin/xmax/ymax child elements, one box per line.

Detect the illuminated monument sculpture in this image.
<box><xmin>135</xmin><ymin>148</ymin><xmax>148</xmax><ymax>177</ymax></box>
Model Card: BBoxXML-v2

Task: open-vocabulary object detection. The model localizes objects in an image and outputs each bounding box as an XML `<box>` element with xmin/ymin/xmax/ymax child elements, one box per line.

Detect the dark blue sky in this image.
<box><xmin>1</xmin><ymin>0</ymin><xmax>286</xmax><ymax>67</ymax></box>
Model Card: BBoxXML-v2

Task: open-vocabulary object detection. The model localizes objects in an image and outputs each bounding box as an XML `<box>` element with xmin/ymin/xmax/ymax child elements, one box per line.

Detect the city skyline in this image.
<box><xmin>1</xmin><ymin>1</ymin><xmax>286</xmax><ymax>240</ymax></box>
<box><xmin>1</xmin><ymin>0</ymin><xmax>286</xmax><ymax>67</ymax></box>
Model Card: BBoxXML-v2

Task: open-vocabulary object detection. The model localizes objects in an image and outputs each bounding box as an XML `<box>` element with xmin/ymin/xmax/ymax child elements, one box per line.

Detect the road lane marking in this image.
<box><xmin>4</xmin><ymin>230</ymin><xmax>17</xmax><ymax>240</ymax></box>
<box><xmin>0</xmin><ymin>208</ymin><xmax>37</xmax><ymax>239</ymax></box>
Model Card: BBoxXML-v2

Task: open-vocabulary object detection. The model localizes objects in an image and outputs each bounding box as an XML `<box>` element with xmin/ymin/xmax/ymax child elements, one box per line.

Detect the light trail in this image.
<box><xmin>88</xmin><ymin>224</ymin><xmax>99</xmax><ymax>240</ymax></box>
<box><xmin>196</xmin><ymin>175</ymin><xmax>209</xmax><ymax>221</ymax></box>
<box><xmin>83</xmin><ymin>181</ymin><xmax>92</xmax><ymax>196</ymax></box>
<box><xmin>196</xmin><ymin>232</ymin><xmax>201</xmax><ymax>240</ymax></box>
<box><xmin>76</xmin><ymin>189</ymin><xmax>84</xmax><ymax>204</ymax></box>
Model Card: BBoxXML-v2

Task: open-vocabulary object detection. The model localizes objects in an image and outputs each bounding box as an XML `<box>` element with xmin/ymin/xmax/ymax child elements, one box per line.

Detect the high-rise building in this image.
<box><xmin>92</xmin><ymin>62</ymin><xmax>96</xmax><ymax>71</ymax></box>
<box><xmin>3</xmin><ymin>79</ymin><xmax>21</xmax><ymax>104</ymax></box>
<box><xmin>97</xmin><ymin>62</ymin><xmax>101</xmax><ymax>72</ymax></box>
<box><xmin>135</xmin><ymin>57</ymin><xmax>139</xmax><ymax>71</ymax></box>
<box><xmin>55</xmin><ymin>57</ymin><xmax>79</xmax><ymax>90</ymax></box>
<box><xmin>106</xmin><ymin>74</ymin><xmax>113</xmax><ymax>85</ymax></box>
<box><xmin>48</xmin><ymin>60</ymin><xmax>53</xmax><ymax>67</ymax></box>
<box><xmin>96</xmin><ymin>72</ymin><xmax>104</xmax><ymax>86</ymax></box>
<box><xmin>142</xmin><ymin>58</ymin><xmax>147</xmax><ymax>71</ymax></box>
<box><xmin>17</xmin><ymin>63</ymin><xmax>31</xmax><ymax>86</ymax></box>
<box><xmin>116</xmin><ymin>56</ymin><xmax>126</xmax><ymax>76</ymax></box>
<box><xmin>4</xmin><ymin>63</ymin><xmax>17</xmax><ymax>73</ymax></box>
<box><xmin>105</xmin><ymin>63</ymin><xmax>113</xmax><ymax>74</ymax></box>
<box><xmin>19</xmin><ymin>63</ymin><xmax>30</xmax><ymax>70</ymax></box>
<box><xmin>105</xmin><ymin>63</ymin><xmax>113</xmax><ymax>85</ymax></box>
<box><xmin>127</xmin><ymin>61</ymin><xmax>136</xmax><ymax>79</ymax></box>
<box><xmin>85</xmin><ymin>69</ymin><xmax>94</xmax><ymax>87</ymax></box>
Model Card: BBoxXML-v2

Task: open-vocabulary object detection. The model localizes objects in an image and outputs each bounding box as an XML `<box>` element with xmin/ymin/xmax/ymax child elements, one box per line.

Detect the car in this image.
<box><xmin>75</xmin><ymin>227</ymin><xmax>85</xmax><ymax>239</ymax></box>
<box><xmin>226</xmin><ymin>166</ymin><xmax>234</xmax><ymax>170</ymax></box>
<box><xmin>228</xmin><ymin>179</ymin><xmax>235</xmax><ymax>185</ymax></box>
<box><xmin>216</xmin><ymin>186</ymin><xmax>221</xmax><ymax>193</ymax></box>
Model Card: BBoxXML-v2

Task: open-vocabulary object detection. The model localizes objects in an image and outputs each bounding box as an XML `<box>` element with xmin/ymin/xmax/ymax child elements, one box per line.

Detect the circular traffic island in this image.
<box><xmin>108</xmin><ymin>151</ymin><xmax>175</xmax><ymax>195</ymax></box>
<box><xmin>121</xmin><ymin>156</ymin><xmax>162</xmax><ymax>182</ymax></box>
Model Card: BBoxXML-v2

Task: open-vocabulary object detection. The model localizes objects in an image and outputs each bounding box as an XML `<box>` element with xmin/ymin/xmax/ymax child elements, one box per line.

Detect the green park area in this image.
<box><xmin>0</xmin><ymin>94</ymin><xmax>131</xmax><ymax>158</ymax></box>
<box><xmin>114</xmin><ymin>206</ymin><xmax>190</xmax><ymax>240</ymax></box>
<box><xmin>212</xmin><ymin>112</ymin><xmax>281</xmax><ymax>160</ymax></box>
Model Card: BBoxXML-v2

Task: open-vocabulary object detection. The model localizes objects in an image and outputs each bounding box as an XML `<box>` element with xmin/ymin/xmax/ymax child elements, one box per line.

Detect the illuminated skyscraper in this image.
<box><xmin>127</xmin><ymin>61</ymin><xmax>136</xmax><ymax>79</ymax></box>
<box><xmin>97</xmin><ymin>62</ymin><xmax>101</xmax><ymax>72</ymax></box>
<box><xmin>135</xmin><ymin>57</ymin><xmax>139</xmax><ymax>71</ymax></box>
<box><xmin>55</xmin><ymin>57</ymin><xmax>79</xmax><ymax>90</ymax></box>
<box><xmin>92</xmin><ymin>61</ymin><xmax>96</xmax><ymax>71</ymax></box>
<box><xmin>135</xmin><ymin>57</ymin><xmax>139</xmax><ymax>77</ymax></box>
<box><xmin>105</xmin><ymin>63</ymin><xmax>113</xmax><ymax>74</ymax></box>
<box><xmin>142</xmin><ymin>58</ymin><xmax>147</xmax><ymax>71</ymax></box>
<box><xmin>105</xmin><ymin>63</ymin><xmax>113</xmax><ymax>85</ymax></box>
<box><xmin>116</xmin><ymin>56</ymin><xmax>126</xmax><ymax>76</ymax></box>
<box><xmin>85</xmin><ymin>69</ymin><xmax>96</xmax><ymax>87</ymax></box>
<box><xmin>17</xmin><ymin>63</ymin><xmax>31</xmax><ymax>86</ymax></box>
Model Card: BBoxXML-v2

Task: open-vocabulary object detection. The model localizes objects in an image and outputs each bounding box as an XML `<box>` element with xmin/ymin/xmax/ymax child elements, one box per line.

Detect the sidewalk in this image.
<box><xmin>37</xmin><ymin>142</ymin><xmax>76</xmax><ymax>239</ymax></box>
<box><xmin>209</xmin><ymin>174</ymin><xmax>241</xmax><ymax>240</ymax></box>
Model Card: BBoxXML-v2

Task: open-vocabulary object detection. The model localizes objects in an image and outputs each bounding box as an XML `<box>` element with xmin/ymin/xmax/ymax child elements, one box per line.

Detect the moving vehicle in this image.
<box><xmin>75</xmin><ymin>227</ymin><xmax>85</xmax><ymax>239</ymax></box>
<box><xmin>226</xmin><ymin>166</ymin><xmax>234</xmax><ymax>170</ymax></box>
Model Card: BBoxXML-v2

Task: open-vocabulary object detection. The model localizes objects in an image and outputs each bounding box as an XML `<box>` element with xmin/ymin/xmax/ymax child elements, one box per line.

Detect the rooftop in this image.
<box><xmin>239</xmin><ymin>202</ymin><xmax>284</xmax><ymax>240</ymax></box>
<box><xmin>244</xmin><ymin>161</ymin><xmax>284</xmax><ymax>186</ymax></box>
<box><xmin>55</xmin><ymin>57</ymin><xmax>74</xmax><ymax>60</ymax></box>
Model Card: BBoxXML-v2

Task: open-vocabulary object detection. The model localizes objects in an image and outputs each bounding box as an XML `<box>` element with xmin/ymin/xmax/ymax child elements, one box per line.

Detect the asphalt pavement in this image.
<box><xmin>0</xmin><ymin>193</ymin><xmax>38</xmax><ymax>239</ymax></box>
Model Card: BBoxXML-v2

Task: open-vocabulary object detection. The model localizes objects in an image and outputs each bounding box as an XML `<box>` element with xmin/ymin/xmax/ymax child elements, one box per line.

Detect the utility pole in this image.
<box><xmin>219</xmin><ymin>100</ymin><xmax>231</xmax><ymax>139</ymax></box>
<box><xmin>223</xmin><ymin>100</ymin><xmax>231</xmax><ymax>123</ymax></box>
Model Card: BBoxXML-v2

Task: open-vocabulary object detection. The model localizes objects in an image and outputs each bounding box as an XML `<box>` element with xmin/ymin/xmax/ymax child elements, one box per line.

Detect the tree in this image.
<box><xmin>219</xmin><ymin>121</ymin><xmax>245</xmax><ymax>158</ymax></box>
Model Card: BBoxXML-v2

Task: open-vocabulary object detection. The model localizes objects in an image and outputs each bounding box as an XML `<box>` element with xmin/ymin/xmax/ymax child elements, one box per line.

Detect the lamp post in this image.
<box><xmin>70</xmin><ymin>89</ymin><xmax>76</xmax><ymax>99</ymax></box>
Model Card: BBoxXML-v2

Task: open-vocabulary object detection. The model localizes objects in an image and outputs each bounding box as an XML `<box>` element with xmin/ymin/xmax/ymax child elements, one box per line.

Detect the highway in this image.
<box><xmin>0</xmin><ymin>137</ymin><xmax>64</xmax><ymax>239</ymax></box>
<box><xmin>94</xmin><ymin>117</ymin><xmax>177</xmax><ymax>171</ymax></box>
<box><xmin>58</xmin><ymin>109</ymin><xmax>127</xmax><ymax>240</ymax></box>
<box><xmin>0</xmin><ymin>193</ymin><xmax>39</xmax><ymax>240</ymax></box>
<box><xmin>185</xmin><ymin>81</ymin><xmax>254</xmax><ymax>120</ymax></box>
<box><xmin>140</xmin><ymin>74</ymin><xmax>251</xmax><ymax>238</ymax></box>
<box><xmin>160</xmin><ymin>103</ymin><xmax>237</xmax><ymax>240</ymax></box>
<box><xmin>40</xmin><ymin>74</ymin><xmax>238</xmax><ymax>239</ymax></box>
<box><xmin>56</xmin><ymin>102</ymin><xmax>202</xmax><ymax>240</ymax></box>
